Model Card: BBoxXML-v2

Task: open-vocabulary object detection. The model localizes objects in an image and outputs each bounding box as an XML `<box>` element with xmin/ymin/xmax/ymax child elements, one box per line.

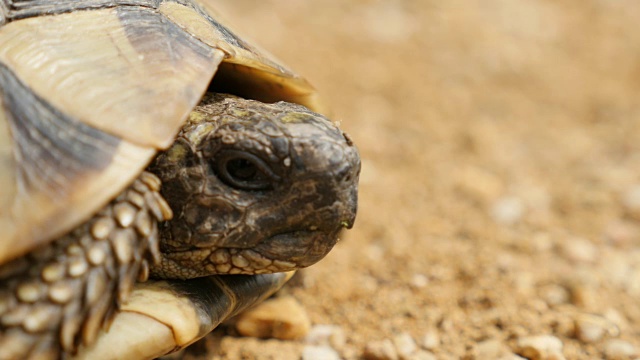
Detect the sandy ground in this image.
<box><xmin>183</xmin><ymin>1</ymin><xmax>640</xmax><ymax>359</ymax></box>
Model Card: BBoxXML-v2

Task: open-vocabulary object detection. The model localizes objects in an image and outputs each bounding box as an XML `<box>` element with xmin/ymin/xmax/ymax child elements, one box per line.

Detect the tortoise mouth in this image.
<box><xmin>153</xmin><ymin>228</ymin><xmax>341</xmax><ymax>279</ymax></box>
<box><xmin>258</xmin><ymin>229</ymin><xmax>338</xmax><ymax>266</ymax></box>
<box><xmin>208</xmin><ymin>228</ymin><xmax>339</xmax><ymax>275</ymax></box>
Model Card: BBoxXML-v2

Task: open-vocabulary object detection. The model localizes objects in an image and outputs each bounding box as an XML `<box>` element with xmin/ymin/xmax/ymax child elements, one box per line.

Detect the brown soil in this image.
<box><xmin>186</xmin><ymin>1</ymin><xmax>640</xmax><ymax>359</ymax></box>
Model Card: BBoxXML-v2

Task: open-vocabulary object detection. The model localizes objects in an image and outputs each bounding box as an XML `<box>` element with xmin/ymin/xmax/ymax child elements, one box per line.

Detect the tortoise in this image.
<box><xmin>0</xmin><ymin>1</ymin><xmax>360</xmax><ymax>359</ymax></box>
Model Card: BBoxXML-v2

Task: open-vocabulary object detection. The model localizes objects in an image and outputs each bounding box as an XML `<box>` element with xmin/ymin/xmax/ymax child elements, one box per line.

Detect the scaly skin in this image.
<box><xmin>150</xmin><ymin>94</ymin><xmax>360</xmax><ymax>279</ymax></box>
<box><xmin>0</xmin><ymin>94</ymin><xmax>360</xmax><ymax>359</ymax></box>
<box><xmin>0</xmin><ymin>173</ymin><xmax>172</xmax><ymax>359</ymax></box>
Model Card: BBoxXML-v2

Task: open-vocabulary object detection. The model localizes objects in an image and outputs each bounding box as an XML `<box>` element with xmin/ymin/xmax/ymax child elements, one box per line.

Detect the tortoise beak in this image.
<box><xmin>341</xmin><ymin>172</ymin><xmax>359</xmax><ymax>230</ymax></box>
<box><xmin>252</xmin><ymin>129</ymin><xmax>361</xmax><ymax>269</ymax></box>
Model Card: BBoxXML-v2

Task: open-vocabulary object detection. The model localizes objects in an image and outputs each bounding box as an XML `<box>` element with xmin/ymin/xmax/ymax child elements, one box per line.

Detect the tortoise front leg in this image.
<box><xmin>73</xmin><ymin>273</ymin><xmax>292</xmax><ymax>359</ymax></box>
<box><xmin>0</xmin><ymin>173</ymin><xmax>170</xmax><ymax>360</ymax></box>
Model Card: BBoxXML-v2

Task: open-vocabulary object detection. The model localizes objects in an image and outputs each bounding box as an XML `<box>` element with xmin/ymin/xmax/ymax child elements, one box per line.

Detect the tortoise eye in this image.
<box><xmin>213</xmin><ymin>150</ymin><xmax>276</xmax><ymax>190</ymax></box>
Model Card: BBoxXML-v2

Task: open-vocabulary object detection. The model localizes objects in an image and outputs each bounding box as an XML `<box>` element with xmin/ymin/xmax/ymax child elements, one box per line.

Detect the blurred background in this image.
<box><xmin>205</xmin><ymin>1</ymin><xmax>640</xmax><ymax>359</ymax></box>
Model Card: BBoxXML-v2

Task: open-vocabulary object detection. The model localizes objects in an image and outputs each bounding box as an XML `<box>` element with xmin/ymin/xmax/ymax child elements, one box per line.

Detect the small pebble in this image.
<box><xmin>421</xmin><ymin>328</ymin><xmax>440</xmax><ymax>350</ymax></box>
<box><xmin>302</xmin><ymin>345</ymin><xmax>341</xmax><ymax>360</ymax></box>
<box><xmin>393</xmin><ymin>333</ymin><xmax>418</xmax><ymax>359</ymax></box>
<box><xmin>569</xmin><ymin>285</ymin><xmax>598</xmax><ymax>310</ymax></box>
<box><xmin>547</xmin><ymin>351</ymin><xmax>567</xmax><ymax>360</ymax></box>
<box><xmin>575</xmin><ymin>314</ymin><xmax>617</xmax><ymax>343</ymax></box>
<box><xmin>559</xmin><ymin>237</ymin><xmax>597</xmax><ymax>263</ymax></box>
<box><xmin>456</xmin><ymin>166</ymin><xmax>504</xmax><ymax>203</ymax></box>
<box><xmin>622</xmin><ymin>185</ymin><xmax>640</xmax><ymax>219</ymax></box>
<box><xmin>234</xmin><ymin>296</ymin><xmax>310</xmax><ymax>340</ymax></box>
<box><xmin>575</xmin><ymin>321</ymin><xmax>605</xmax><ymax>343</ymax></box>
<box><xmin>514</xmin><ymin>273</ymin><xmax>536</xmax><ymax>296</ymax></box>
<box><xmin>528</xmin><ymin>298</ymin><xmax>549</xmax><ymax>312</ymax></box>
<box><xmin>531</xmin><ymin>232</ymin><xmax>554</xmax><ymax>252</ymax></box>
<box><xmin>363</xmin><ymin>339</ymin><xmax>398</xmax><ymax>360</ymax></box>
<box><xmin>603</xmin><ymin>221</ymin><xmax>636</xmax><ymax>248</ymax></box>
<box><xmin>491</xmin><ymin>196</ymin><xmax>524</xmax><ymax>225</ymax></box>
<box><xmin>553</xmin><ymin>316</ymin><xmax>577</xmax><ymax>338</ymax></box>
<box><xmin>359</xmin><ymin>275</ymin><xmax>380</xmax><ymax>293</ymax></box>
<box><xmin>367</xmin><ymin>244</ymin><xmax>385</xmax><ymax>261</ymax></box>
<box><xmin>603</xmin><ymin>339</ymin><xmax>637</xmax><ymax>360</ymax></box>
<box><xmin>515</xmin><ymin>335</ymin><xmax>563</xmax><ymax>360</ymax></box>
<box><xmin>540</xmin><ymin>284</ymin><xmax>570</xmax><ymax>306</ymax></box>
<box><xmin>305</xmin><ymin>324</ymin><xmax>346</xmax><ymax>349</ymax></box>
<box><xmin>410</xmin><ymin>274</ymin><xmax>429</xmax><ymax>288</ymax></box>
<box><xmin>406</xmin><ymin>350</ymin><xmax>437</xmax><ymax>360</ymax></box>
<box><xmin>603</xmin><ymin>308</ymin><xmax>628</xmax><ymax>333</ymax></box>
<box><xmin>474</xmin><ymin>339</ymin><xmax>512</xmax><ymax>358</ymax></box>
<box><xmin>305</xmin><ymin>324</ymin><xmax>336</xmax><ymax>344</ymax></box>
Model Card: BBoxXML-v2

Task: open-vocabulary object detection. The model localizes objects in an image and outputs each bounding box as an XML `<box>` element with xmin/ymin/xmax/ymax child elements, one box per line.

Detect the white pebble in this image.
<box><xmin>306</xmin><ymin>324</ymin><xmax>339</xmax><ymax>344</ymax></box>
<box><xmin>603</xmin><ymin>339</ymin><xmax>637</xmax><ymax>360</ymax></box>
<box><xmin>363</xmin><ymin>339</ymin><xmax>398</xmax><ymax>360</ymax></box>
<box><xmin>367</xmin><ymin>244</ymin><xmax>385</xmax><ymax>261</ymax></box>
<box><xmin>393</xmin><ymin>333</ymin><xmax>418</xmax><ymax>359</ymax></box>
<box><xmin>576</xmin><ymin>320</ymin><xmax>605</xmax><ymax>343</ymax></box>
<box><xmin>491</xmin><ymin>196</ymin><xmax>524</xmax><ymax>225</ymax></box>
<box><xmin>410</xmin><ymin>274</ymin><xmax>428</xmax><ymax>288</ymax></box>
<box><xmin>359</xmin><ymin>275</ymin><xmax>379</xmax><ymax>293</ymax></box>
<box><xmin>474</xmin><ymin>339</ymin><xmax>512</xmax><ymax>358</ymax></box>
<box><xmin>559</xmin><ymin>237</ymin><xmax>597</xmax><ymax>263</ymax></box>
<box><xmin>305</xmin><ymin>324</ymin><xmax>346</xmax><ymax>349</ymax></box>
<box><xmin>540</xmin><ymin>284</ymin><xmax>570</xmax><ymax>306</ymax></box>
<box><xmin>575</xmin><ymin>314</ymin><xmax>618</xmax><ymax>343</ymax></box>
<box><xmin>622</xmin><ymin>185</ymin><xmax>640</xmax><ymax>211</ymax></box>
<box><xmin>516</xmin><ymin>335</ymin><xmax>563</xmax><ymax>360</ymax></box>
<box><xmin>603</xmin><ymin>308</ymin><xmax>627</xmax><ymax>333</ymax></box>
<box><xmin>421</xmin><ymin>329</ymin><xmax>440</xmax><ymax>350</ymax></box>
<box><xmin>302</xmin><ymin>345</ymin><xmax>341</xmax><ymax>360</ymax></box>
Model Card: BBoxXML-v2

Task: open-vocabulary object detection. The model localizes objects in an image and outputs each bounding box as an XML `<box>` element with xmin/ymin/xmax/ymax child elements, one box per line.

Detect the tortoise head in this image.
<box><xmin>148</xmin><ymin>94</ymin><xmax>360</xmax><ymax>279</ymax></box>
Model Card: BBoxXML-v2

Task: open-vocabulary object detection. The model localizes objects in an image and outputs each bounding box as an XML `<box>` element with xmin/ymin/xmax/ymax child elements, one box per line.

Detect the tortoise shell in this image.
<box><xmin>0</xmin><ymin>0</ymin><xmax>325</xmax><ymax>264</ymax></box>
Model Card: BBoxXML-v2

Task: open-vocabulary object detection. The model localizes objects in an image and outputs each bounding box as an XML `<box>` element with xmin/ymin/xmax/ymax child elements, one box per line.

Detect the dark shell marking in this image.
<box><xmin>0</xmin><ymin>64</ymin><xmax>119</xmax><ymax>197</ymax></box>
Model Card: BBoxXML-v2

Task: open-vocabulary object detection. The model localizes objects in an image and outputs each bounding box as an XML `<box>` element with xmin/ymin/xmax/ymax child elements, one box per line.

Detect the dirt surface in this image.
<box><xmin>186</xmin><ymin>1</ymin><xmax>640</xmax><ymax>359</ymax></box>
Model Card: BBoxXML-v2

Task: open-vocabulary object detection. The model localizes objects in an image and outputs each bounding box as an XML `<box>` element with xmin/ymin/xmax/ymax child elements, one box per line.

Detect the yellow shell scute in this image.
<box><xmin>158</xmin><ymin>2</ymin><xmax>237</xmax><ymax>58</ymax></box>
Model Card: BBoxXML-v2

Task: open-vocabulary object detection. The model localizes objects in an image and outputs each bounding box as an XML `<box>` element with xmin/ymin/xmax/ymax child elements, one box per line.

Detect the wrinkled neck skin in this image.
<box><xmin>147</xmin><ymin>94</ymin><xmax>360</xmax><ymax>280</ymax></box>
